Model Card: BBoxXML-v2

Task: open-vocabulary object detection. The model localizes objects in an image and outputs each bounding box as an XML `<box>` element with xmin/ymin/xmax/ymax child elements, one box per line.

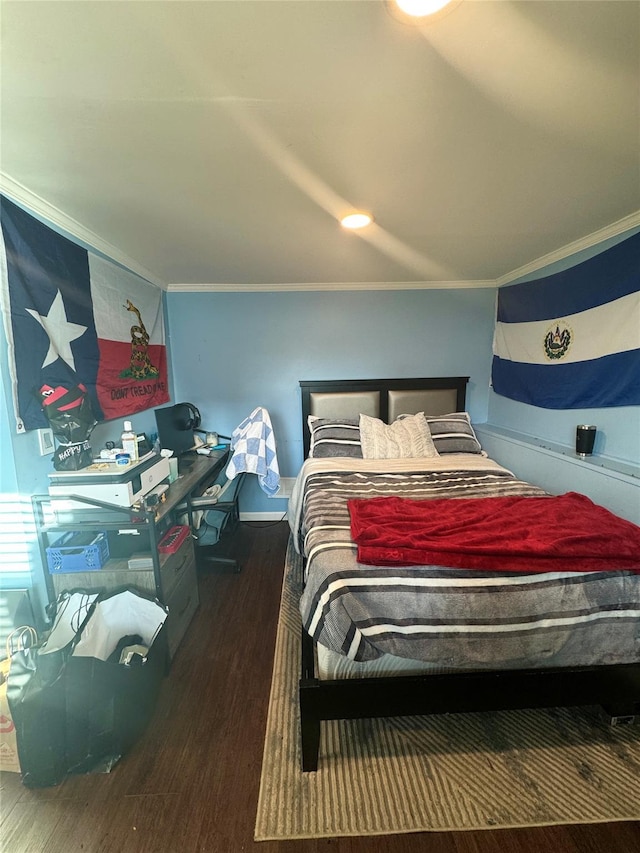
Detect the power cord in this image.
<box><xmin>238</xmin><ymin>511</ymin><xmax>288</xmax><ymax>529</ymax></box>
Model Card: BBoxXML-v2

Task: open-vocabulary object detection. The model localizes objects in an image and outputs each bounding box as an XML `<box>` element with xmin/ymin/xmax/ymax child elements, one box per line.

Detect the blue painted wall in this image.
<box><xmin>165</xmin><ymin>288</ymin><xmax>497</xmax><ymax>512</ymax></box>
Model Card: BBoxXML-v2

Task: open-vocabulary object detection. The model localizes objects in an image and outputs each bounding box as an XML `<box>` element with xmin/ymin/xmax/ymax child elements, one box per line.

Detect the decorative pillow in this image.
<box><xmin>308</xmin><ymin>416</ymin><xmax>363</xmax><ymax>458</ymax></box>
<box><xmin>421</xmin><ymin>412</ymin><xmax>483</xmax><ymax>454</ymax></box>
<box><xmin>359</xmin><ymin>412</ymin><xmax>438</xmax><ymax>459</ymax></box>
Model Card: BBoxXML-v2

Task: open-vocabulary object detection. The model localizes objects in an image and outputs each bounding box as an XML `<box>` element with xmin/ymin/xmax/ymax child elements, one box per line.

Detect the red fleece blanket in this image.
<box><xmin>347</xmin><ymin>492</ymin><xmax>640</xmax><ymax>573</ymax></box>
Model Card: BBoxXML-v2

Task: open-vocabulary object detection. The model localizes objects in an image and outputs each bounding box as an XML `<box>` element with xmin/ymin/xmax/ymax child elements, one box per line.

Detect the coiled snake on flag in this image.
<box><xmin>121</xmin><ymin>299</ymin><xmax>159</xmax><ymax>380</ymax></box>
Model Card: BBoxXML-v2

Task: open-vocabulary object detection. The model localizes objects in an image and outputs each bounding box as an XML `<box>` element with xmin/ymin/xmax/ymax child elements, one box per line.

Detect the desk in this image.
<box><xmin>33</xmin><ymin>449</ymin><xmax>235</xmax><ymax>661</ymax></box>
<box><xmin>156</xmin><ymin>450</ymin><xmax>230</xmax><ymax>525</ymax></box>
<box><xmin>159</xmin><ymin>449</ymin><xmax>244</xmax><ymax>572</ymax></box>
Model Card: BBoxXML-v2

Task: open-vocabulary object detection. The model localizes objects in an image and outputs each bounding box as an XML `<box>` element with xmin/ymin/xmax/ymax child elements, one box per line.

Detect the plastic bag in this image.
<box><xmin>0</xmin><ymin>627</ymin><xmax>38</xmax><ymax>773</ymax></box>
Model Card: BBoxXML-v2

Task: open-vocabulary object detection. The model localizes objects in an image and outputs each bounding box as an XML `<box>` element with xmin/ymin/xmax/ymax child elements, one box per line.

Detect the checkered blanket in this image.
<box><xmin>225</xmin><ymin>406</ymin><xmax>280</xmax><ymax>496</ymax></box>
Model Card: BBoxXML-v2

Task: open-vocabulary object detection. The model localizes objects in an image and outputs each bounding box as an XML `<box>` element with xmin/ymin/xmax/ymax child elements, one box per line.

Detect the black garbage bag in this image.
<box><xmin>7</xmin><ymin>589</ymin><xmax>168</xmax><ymax>788</ymax></box>
<box><xmin>3</xmin><ymin>633</ymin><xmax>69</xmax><ymax>787</ymax></box>
<box><xmin>38</xmin><ymin>383</ymin><xmax>98</xmax><ymax>471</ymax></box>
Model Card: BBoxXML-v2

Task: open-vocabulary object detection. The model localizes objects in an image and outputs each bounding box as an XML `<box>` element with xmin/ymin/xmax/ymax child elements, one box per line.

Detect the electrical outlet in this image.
<box><xmin>37</xmin><ymin>428</ymin><xmax>55</xmax><ymax>456</ymax></box>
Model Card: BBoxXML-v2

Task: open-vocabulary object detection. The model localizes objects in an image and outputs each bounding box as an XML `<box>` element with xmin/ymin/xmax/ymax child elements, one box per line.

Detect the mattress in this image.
<box><xmin>315</xmin><ymin>641</ymin><xmax>458</xmax><ymax>680</ymax></box>
<box><xmin>290</xmin><ymin>455</ymin><xmax>640</xmax><ymax>670</ymax></box>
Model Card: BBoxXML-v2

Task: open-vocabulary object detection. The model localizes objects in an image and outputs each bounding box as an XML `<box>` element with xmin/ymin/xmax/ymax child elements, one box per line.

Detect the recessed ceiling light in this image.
<box><xmin>340</xmin><ymin>212</ymin><xmax>374</xmax><ymax>230</ymax></box>
<box><xmin>389</xmin><ymin>0</ymin><xmax>460</xmax><ymax>23</ymax></box>
<box><xmin>395</xmin><ymin>0</ymin><xmax>453</xmax><ymax>16</ymax></box>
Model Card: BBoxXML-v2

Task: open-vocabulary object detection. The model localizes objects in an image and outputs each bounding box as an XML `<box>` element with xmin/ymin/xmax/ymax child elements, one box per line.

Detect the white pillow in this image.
<box><xmin>359</xmin><ymin>412</ymin><xmax>438</xmax><ymax>460</ymax></box>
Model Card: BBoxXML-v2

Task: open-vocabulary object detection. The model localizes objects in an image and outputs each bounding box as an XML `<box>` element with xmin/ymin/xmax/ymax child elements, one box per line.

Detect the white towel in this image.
<box><xmin>225</xmin><ymin>407</ymin><xmax>280</xmax><ymax>496</ymax></box>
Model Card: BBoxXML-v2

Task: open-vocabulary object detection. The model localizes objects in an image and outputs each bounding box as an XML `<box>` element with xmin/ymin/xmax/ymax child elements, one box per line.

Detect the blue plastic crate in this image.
<box><xmin>46</xmin><ymin>531</ymin><xmax>110</xmax><ymax>573</ymax></box>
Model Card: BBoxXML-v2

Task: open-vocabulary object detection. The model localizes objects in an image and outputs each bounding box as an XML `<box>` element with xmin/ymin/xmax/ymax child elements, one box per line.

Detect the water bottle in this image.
<box><xmin>121</xmin><ymin>421</ymin><xmax>138</xmax><ymax>462</ymax></box>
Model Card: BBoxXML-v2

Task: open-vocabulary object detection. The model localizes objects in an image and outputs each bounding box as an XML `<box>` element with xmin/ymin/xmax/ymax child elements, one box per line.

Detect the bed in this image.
<box><xmin>290</xmin><ymin>377</ymin><xmax>640</xmax><ymax>771</ymax></box>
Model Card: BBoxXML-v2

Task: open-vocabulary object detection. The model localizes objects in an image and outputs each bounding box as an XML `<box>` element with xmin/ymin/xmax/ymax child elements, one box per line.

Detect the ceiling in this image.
<box><xmin>1</xmin><ymin>0</ymin><xmax>639</xmax><ymax>291</ymax></box>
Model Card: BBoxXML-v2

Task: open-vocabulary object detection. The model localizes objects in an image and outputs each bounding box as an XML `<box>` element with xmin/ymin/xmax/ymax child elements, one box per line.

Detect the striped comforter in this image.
<box><xmin>289</xmin><ymin>456</ymin><xmax>640</xmax><ymax>667</ymax></box>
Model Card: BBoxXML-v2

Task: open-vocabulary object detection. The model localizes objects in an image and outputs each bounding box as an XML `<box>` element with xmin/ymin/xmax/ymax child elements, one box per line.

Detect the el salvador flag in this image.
<box><xmin>491</xmin><ymin>231</ymin><xmax>640</xmax><ymax>409</ymax></box>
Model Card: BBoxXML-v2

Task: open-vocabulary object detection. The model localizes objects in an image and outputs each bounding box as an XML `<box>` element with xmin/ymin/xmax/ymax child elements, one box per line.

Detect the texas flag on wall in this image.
<box><xmin>491</xmin><ymin>231</ymin><xmax>640</xmax><ymax>409</ymax></box>
<box><xmin>0</xmin><ymin>195</ymin><xmax>169</xmax><ymax>432</ymax></box>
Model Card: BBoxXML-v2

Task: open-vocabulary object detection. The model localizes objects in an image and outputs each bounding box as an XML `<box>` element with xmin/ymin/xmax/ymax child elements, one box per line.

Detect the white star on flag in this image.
<box><xmin>26</xmin><ymin>289</ymin><xmax>87</xmax><ymax>371</ymax></box>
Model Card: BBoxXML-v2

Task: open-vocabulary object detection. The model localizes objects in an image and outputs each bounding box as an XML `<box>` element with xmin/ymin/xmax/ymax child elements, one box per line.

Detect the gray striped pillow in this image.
<box><xmin>308</xmin><ymin>417</ymin><xmax>363</xmax><ymax>458</ymax></box>
<box><xmin>422</xmin><ymin>412</ymin><xmax>483</xmax><ymax>454</ymax></box>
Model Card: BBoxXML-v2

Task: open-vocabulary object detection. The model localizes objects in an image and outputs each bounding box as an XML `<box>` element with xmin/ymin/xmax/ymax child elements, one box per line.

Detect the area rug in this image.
<box><xmin>255</xmin><ymin>539</ymin><xmax>640</xmax><ymax>841</ymax></box>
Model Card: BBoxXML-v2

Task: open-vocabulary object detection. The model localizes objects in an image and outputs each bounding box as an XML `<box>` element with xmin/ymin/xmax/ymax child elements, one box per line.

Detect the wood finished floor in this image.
<box><xmin>1</xmin><ymin>521</ymin><xmax>638</xmax><ymax>853</ymax></box>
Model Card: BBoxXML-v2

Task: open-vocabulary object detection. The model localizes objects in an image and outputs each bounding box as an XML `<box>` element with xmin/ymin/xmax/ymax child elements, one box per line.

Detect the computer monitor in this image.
<box><xmin>154</xmin><ymin>404</ymin><xmax>197</xmax><ymax>456</ymax></box>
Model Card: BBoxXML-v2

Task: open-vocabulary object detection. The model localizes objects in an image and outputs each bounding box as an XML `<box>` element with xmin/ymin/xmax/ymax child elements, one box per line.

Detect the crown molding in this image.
<box><xmin>166</xmin><ymin>279</ymin><xmax>495</xmax><ymax>293</ymax></box>
<box><xmin>166</xmin><ymin>212</ymin><xmax>640</xmax><ymax>293</ymax></box>
<box><xmin>496</xmin><ymin>210</ymin><xmax>640</xmax><ymax>288</ymax></box>
<box><xmin>0</xmin><ymin>173</ymin><xmax>167</xmax><ymax>290</ymax></box>
<box><xmin>3</xmin><ymin>171</ymin><xmax>637</xmax><ymax>295</ymax></box>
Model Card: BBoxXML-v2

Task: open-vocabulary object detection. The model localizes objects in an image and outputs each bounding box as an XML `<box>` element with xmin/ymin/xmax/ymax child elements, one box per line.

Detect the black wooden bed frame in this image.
<box><xmin>297</xmin><ymin>377</ymin><xmax>640</xmax><ymax>771</ymax></box>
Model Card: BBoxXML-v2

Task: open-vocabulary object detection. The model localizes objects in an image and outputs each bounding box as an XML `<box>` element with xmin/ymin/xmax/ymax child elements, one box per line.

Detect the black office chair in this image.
<box><xmin>186</xmin><ymin>473</ymin><xmax>247</xmax><ymax>572</ymax></box>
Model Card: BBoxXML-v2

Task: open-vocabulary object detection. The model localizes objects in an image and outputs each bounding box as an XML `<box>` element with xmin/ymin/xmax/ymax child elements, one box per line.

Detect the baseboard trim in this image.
<box><xmin>240</xmin><ymin>511</ymin><xmax>289</xmax><ymax>522</ymax></box>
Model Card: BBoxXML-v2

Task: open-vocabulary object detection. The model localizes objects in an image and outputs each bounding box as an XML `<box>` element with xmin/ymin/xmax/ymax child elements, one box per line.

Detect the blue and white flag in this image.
<box><xmin>492</xmin><ymin>232</ymin><xmax>640</xmax><ymax>409</ymax></box>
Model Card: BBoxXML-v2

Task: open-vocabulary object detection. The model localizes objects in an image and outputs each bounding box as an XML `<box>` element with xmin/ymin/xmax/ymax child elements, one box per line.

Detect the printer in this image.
<box><xmin>48</xmin><ymin>452</ymin><xmax>171</xmax><ymax>508</ymax></box>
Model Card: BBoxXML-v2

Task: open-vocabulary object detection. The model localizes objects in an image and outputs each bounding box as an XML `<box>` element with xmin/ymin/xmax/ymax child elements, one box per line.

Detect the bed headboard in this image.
<box><xmin>300</xmin><ymin>377</ymin><xmax>469</xmax><ymax>458</ymax></box>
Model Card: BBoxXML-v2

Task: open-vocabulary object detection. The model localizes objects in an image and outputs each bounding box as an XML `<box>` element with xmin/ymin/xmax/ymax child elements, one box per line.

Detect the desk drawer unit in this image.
<box><xmin>159</xmin><ymin>534</ymin><xmax>196</xmax><ymax>600</ymax></box>
<box><xmin>165</xmin><ymin>555</ymin><xmax>199</xmax><ymax>660</ymax></box>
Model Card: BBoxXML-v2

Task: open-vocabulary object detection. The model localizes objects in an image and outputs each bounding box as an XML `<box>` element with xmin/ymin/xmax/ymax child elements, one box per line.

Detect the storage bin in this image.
<box><xmin>46</xmin><ymin>531</ymin><xmax>110</xmax><ymax>573</ymax></box>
